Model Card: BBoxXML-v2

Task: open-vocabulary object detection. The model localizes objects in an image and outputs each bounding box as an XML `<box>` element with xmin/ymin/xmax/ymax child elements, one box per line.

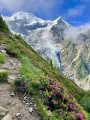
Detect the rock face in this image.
<box><xmin>2</xmin><ymin>114</ymin><xmax>12</xmax><ymax>120</ymax></box>
<box><xmin>3</xmin><ymin>12</ymin><xmax>90</xmax><ymax>90</ymax></box>
<box><xmin>0</xmin><ymin>107</ymin><xmax>8</xmax><ymax>118</ymax></box>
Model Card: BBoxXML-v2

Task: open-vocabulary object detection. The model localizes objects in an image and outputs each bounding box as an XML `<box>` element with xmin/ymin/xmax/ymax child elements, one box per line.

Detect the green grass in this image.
<box><xmin>0</xmin><ymin>52</ymin><xmax>6</xmax><ymax>67</ymax></box>
<box><xmin>6</xmin><ymin>42</ymin><xmax>88</xmax><ymax>119</ymax></box>
<box><xmin>79</xmin><ymin>91</ymin><xmax>90</xmax><ymax>112</ymax></box>
<box><xmin>5</xmin><ymin>40</ymin><xmax>85</xmax><ymax>101</ymax></box>
<box><xmin>6</xmin><ymin>43</ymin><xmax>21</xmax><ymax>57</ymax></box>
<box><xmin>0</xmin><ymin>71</ymin><xmax>9</xmax><ymax>82</ymax></box>
<box><xmin>18</xmin><ymin>54</ymin><xmax>44</xmax><ymax>81</ymax></box>
<box><xmin>0</xmin><ymin>37</ymin><xmax>13</xmax><ymax>44</ymax></box>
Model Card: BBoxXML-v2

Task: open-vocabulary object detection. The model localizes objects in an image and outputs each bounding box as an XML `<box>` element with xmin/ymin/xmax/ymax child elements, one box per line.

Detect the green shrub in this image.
<box><xmin>49</xmin><ymin>59</ymin><xmax>53</xmax><ymax>66</ymax></box>
<box><xmin>0</xmin><ymin>53</ymin><xmax>6</xmax><ymax>65</ymax></box>
<box><xmin>15</xmin><ymin>34</ymin><xmax>22</xmax><ymax>40</ymax></box>
<box><xmin>0</xmin><ymin>16</ymin><xmax>9</xmax><ymax>32</ymax></box>
<box><xmin>18</xmin><ymin>55</ymin><xmax>44</xmax><ymax>81</ymax></box>
<box><xmin>80</xmin><ymin>92</ymin><xmax>90</xmax><ymax>112</ymax></box>
<box><xmin>38</xmin><ymin>99</ymin><xmax>48</xmax><ymax>120</ymax></box>
<box><xmin>6</xmin><ymin>43</ymin><xmax>21</xmax><ymax>57</ymax></box>
<box><xmin>0</xmin><ymin>71</ymin><xmax>9</xmax><ymax>82</ymax></box>
<box><xmin>0</xmin><ymin>37</ymin><xmax>13</xmax><ymax>43</ymax></box>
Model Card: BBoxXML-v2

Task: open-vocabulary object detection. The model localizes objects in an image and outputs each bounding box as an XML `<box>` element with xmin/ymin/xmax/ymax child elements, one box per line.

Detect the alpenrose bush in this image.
<box><xmin>38</xmin><ymin>76</ymin><xmax>88</xmax><ymax>120</ymax></box>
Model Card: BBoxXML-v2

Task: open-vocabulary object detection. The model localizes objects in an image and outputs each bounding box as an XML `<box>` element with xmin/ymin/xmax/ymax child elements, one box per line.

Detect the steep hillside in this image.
<box><xmin>0</xmin><ymin>16</ymin><xmax>90</xmax><ymax>120</ymax></box>
<box><xmin>3</xmin><ymin>12</ymin><xmax>90</xmax><ymax>90</ymax></box>
<box><xmin>58</xmin><ymin>36</ymin><xmax>90</xmax><ymax>90</ymax></box>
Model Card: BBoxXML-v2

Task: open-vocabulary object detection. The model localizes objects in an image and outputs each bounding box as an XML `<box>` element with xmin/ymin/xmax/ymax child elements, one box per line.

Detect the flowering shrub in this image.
<box><xmin>38</xmin><ymin>76</ymin><xmax>88</xmax><ymax>120</ymax></box>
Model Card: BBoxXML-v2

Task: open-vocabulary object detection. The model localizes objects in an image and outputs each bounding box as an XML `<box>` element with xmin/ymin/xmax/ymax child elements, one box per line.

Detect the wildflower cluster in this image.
<box><xmin>39</xmin><ymin>76</ymin><xmax>88</xmax><ymax>120</ymax></box>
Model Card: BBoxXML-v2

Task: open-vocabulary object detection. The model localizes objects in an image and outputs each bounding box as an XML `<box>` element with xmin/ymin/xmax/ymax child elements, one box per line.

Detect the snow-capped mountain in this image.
<box><xmin>3</xmin><ymin>12</ymin><xmax>90</xmax><ymax>90</ymax></box>
<box><xmin>3</xmin><ymin>12</ymin><xmax>70</xmax><ymax>71</ymax></box>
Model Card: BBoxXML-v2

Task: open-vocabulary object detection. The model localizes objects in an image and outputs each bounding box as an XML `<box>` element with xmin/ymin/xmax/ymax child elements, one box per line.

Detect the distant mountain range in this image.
<box><xmin>3</xmin><ymin>12</ymin><xmax>90</xmax><ymax>90</ymax></box>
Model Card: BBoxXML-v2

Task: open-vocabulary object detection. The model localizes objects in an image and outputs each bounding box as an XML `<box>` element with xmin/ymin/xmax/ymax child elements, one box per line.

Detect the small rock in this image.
<box><xmin>26</xmin><ymin>103</ymin><xmax>29</xmax><ymax>105</ymax></box>
<box><xmin>0</xmin><ymin>107</ymin><xmax>8</xmax><ymax>118</ymax></box>
<box><xmin>23</xmin><ymin>101</ymin><xmax>25</xmax><ymax>103</ymax></box>
<box><xmin>24</xmin><ymin>96</ymin><xmax>27</xmax><ymax>100</ymax></box>
<box><xmin>15</xmin><ymin>113</ymin><xmax>21</xmax><ymax>117</ymax></box>
<box><xmin>34</xmin><ymin>108</ymin><xmax>37</xmax><ymax>110</ymax></box>
<box><xmin>0</xmin><ymin>70</ymin><xmax>7</xmax><ymax>72</ymax></box>
<box><xmin>30</xmin><ymin>102</ymin><xmax>33</xmax><ymax>105</ymax></box>
<box><xmin>21</xmin><ymin>75</ymin><xmax>24</xmax><ymax>77</ymax></box>
<box><xmin>2</xmin><ymin>114</ymin><xmax>12</xmax><ymax>120</ymax></box>
<box><xmin>25</xmin><ymin>103</ymin><xmax>30</xmax><ymax>107</ymax></box>
<box><xmin>1</xmin><ymin>50</ymin><xmax>6</xmax><ymax>54</ymax></box>
<box><xmin>34</xmin><ymin>104</ymin><xmax>36</xmax><ymax>107</ymax></box>
<box><xmin>47</xmin><ymin>110</ymin><xmax>52</xmax><ymax>116</ymax></box>
<box><xmin>7</xmin><ymin>75</ymin><xmax>16</xmax><ymax>84</ymax></box>
<box><xmin>25</xmin><ymin>107</ymin><xmax>29</xmax><ymax>110</ymax></box>
<box><xmin>9</xmin><ymin>60</ymin><xmax>14</xmax><ymax>64</ymax></box>
<box><xmin>11</xmin><ymin>92</ymin><xmax>15</xmax><ymax>97</ymax></box>
<box><xmin>29</xmin><ymin>107</ymin><xmax>33</xmax><ymax>113</ymax></box>
<box><xmin>12</xmin><ymin>63</ymin><xmax>16</xmax><ymax>66</ymax></box>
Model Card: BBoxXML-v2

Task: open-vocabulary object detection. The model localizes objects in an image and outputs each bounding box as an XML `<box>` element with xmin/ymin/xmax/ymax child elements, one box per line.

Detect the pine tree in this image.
<box><xmin>0</xmin><ymin>15</ymin><xmax>9</xmax><ymax>32</ymax></box>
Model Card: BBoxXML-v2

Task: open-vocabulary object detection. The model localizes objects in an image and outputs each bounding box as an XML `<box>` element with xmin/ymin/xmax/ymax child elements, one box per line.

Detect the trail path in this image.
<box><xmin>0</xmin><ymin>44</ymin><xmax>40</xmax><ymax>120</ymax></box>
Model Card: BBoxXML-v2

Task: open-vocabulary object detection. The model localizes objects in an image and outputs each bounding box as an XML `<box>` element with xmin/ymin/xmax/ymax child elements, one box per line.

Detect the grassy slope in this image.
<box><xmin>0</xmin><ymin>52</ymin><xmax>6</xmax><ymax>67</ymax></box>
<box><xmin>0</xmin><ymin>18</ymin><xmax>89</xmax><ymax>119</ymax></box>
<box><xmin>4</xmin><ymin>34</ymin><xmax>85</xmax><ymax>100</ymax></box>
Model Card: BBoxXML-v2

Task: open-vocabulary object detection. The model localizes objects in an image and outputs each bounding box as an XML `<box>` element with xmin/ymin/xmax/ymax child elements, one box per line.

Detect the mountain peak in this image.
<box><xmin>53</xmin><ymin>16</ymin><xmax>70</xmax><ymax>28</ymax></box>
<box><xmin>12</xmin><ymin>11</ymin><xmax>35</xmax><ymax>19</ymax></box>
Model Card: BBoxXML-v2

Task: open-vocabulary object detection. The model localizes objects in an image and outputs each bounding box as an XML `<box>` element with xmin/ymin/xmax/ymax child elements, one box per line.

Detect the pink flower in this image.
<box><xmin>73</xmin><ymin>113</ymin><xmax>76</xmax><ymax>116</ymax></box>
<box><xmin>76</xmin><ymin>117</ymin><xmax>78</xmax><ymax>120</ymax></box>
<box><xmin>69</xmin><ymin>104</ymin><xmax>72</xmax><ymax>107</ymax></box>
<box><xmin>77</xmin><ymin>113</ymin><xmax>83</xmax><ymax>120</ymax></box>
<box><xmin>71</xmin><ymin>115</ymin><xmax>74</xmax><ymax>118</ymax></box>
<box><xmin>57</xmin><ymin>101</ymin><xmax>58</xmax><ymax>104</ymax></box>
<box><xmin>36</xmin><ymin>62</ymin><xmax>39</xmax><ymax>65</ymax></box>
<box><xmin>61</xmin><ymin>104</ymin><xmax>63</xmax><ymax>106</ymax></box>
<box><xmin>50</xmin><ymin>85</ymin><xmax>53</xmax><ymax>89</ymax></box>
<box><xmin>53</xmin><ymin>83</ymin><xmax>56</xmax><ymax>85</ymax></box>
<box><xmin>49</xmin><ymin>95</ymin><xmax>51</xmax><ymax>98</ymax></box>
<box><xmin>52</xmin><ymin>99</ymin><xmax>55</xmax><ymax>103</ymax></box>
<box><xmin>67</xmin><ymin>104</ymin><xmax>69</xmax><ymax>106</ymax></box>
<box><xmin>73</xmin><ymin>108</ymin><xmax>77</xmax><ymax>110</ymax></box>
<box><xmin>60</xmin><ymin>109</ymin><xmax>62</xmax><ymax>112</ymax></box>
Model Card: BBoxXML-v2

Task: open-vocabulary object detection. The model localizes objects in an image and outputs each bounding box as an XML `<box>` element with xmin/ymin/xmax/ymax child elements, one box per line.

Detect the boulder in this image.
<box><xmin>0</xmin><ymin>107</ymin><xmax>8</xmax><ymax>118</ymax></box>
<box><xmin>29</xmin><ymin>107</ymin><xmax>33</xmax><ymax>113</ymax></box>
<box><xmin>2</xmin><ymin>114</ymin><xmax>12</xmax><ymax>120</ymax></box>
<box><xmin>7</xmin><ymin>75</ymin><xmax>16</xmax><ymax>84</ymax></box>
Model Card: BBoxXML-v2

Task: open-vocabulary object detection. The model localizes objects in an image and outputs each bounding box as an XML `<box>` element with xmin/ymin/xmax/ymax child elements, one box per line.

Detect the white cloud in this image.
<box><xmin>64</xmin><ymin>23</ymin><xmax>90</xmax><ymax>42</ymax></box>
<box><xmin>68</xmin><ymin>5</ymin><xmax>85</xmax><ymax>16</ymax></box>
<box><xmin>0</xmin><ymin>0</ymin><xmax>24</xmax><ymax>12</ymax></box>
<box><xmin>0</xmin><ymin>0</ymin><xmax>64</xmax><ymax>17</ymax></box>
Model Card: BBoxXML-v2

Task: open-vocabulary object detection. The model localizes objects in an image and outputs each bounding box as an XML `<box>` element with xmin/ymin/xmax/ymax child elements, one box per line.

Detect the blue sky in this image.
<box><xmin>0</xmin><ymin>0</ymin><xmax>90</xmax><ymax>26</ymax></box>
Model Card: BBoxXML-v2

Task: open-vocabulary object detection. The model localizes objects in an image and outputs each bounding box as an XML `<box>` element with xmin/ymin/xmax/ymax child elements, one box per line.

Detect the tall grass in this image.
<box><xmin>18</xmin><ymin>54</ymin><xmax>44</xmax><ymax>81</ymax></box>
<box><xmin>0</xmin><ymin>52</ymin><xmax>6</xmax><ymax>67</ymax></box>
